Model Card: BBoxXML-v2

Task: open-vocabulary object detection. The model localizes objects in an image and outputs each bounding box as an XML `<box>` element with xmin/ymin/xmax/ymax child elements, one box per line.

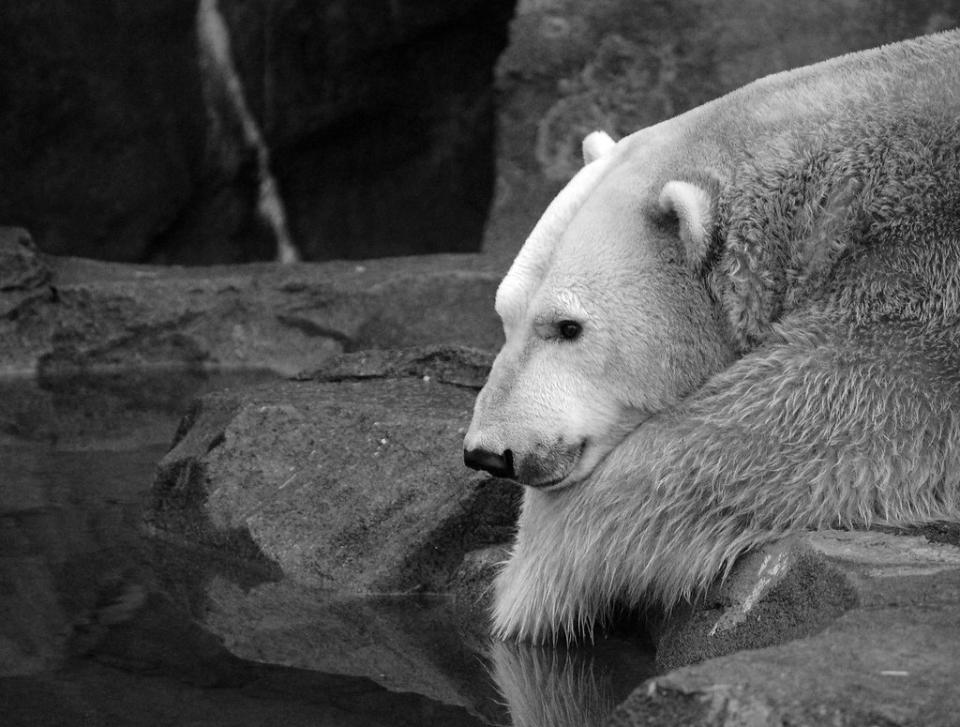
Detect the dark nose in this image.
<box><xmin>463</xmin><ymin>447</ymin><xmax>515</xmax><ymax>479</ymax></box>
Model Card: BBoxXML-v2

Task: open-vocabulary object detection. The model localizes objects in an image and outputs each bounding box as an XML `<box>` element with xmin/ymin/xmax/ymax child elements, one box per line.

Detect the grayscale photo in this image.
<box><xmin>1</xmin><ymin>2</ymin><xmax>959</xmax><ymax>725</ymax></box>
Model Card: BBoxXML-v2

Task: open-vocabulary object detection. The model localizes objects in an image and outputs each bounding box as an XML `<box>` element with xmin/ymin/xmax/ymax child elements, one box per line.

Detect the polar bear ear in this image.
<box><xmin>582</xmin><ymin>131</ymin><xmax>616</xmax><ymax>165</ymax></box>
<box><xmin>658</xmin><ymin>180</ymin><xmax>715</xmax><ymax>269</ymax></box>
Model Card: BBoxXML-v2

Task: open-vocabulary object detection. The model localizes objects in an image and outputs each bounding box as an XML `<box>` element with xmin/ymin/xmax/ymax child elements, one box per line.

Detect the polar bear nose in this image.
<box><xmin>463</xmin><ymin>447</ymin><xmax>515</xmax><ymax>479</ymax></box>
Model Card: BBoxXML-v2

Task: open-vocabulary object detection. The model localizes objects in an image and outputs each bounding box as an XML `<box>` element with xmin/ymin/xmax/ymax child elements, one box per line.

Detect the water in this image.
<box><xmin>0</xmin><ymin>371</ymin><xmax>656</xmax><ymax>726</ymax></box>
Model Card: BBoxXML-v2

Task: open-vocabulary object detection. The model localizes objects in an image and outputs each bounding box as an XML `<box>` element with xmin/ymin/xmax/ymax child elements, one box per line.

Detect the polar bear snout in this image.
<box><xmin>463</xmin><ymin>432</ymin><xmax>585</xmax><ymax>489</ymax></box>
<box><xmin>464</xmin><ymin>446</ymin><xmax>516</xmax><ymax>479</ymax></box>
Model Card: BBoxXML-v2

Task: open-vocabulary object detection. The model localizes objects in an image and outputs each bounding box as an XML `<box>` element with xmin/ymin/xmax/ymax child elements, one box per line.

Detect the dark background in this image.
<box><xmin>1</xmin><ymin>0</ymin><xmax>957</xmax><ymax>266</ymax></box>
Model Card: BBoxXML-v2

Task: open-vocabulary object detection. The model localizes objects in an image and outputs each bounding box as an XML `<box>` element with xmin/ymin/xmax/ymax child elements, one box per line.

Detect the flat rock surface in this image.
<box><xmin>0</xmin><ymin>228</ymin><xmax>504</xmax><ymax>377</ymax></box>
<box><xmin>613</xmin><ymin>529</ymin><xmax>960</xmax><ymax>727</ymax></box>
<box><xmin>146</xmin><ymin>345</ymin><xmax>518</xmax><ymax>594</ymax></box>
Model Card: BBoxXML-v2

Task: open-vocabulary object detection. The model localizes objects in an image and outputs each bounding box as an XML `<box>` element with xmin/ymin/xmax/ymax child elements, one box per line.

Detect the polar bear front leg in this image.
<box><xmin>492</xmin><ymin>487</ymin><xmax>608</xmax><ymax>643</ymax></box>
<box><xmin>492</xmin><ymin>488</ymin><xmax>577</xmax><ymax>643</ymax></box>
<box><xmin>491</xmin><ymin>540</ymin><xmax>553</xmax><ymax>643</ymax></box>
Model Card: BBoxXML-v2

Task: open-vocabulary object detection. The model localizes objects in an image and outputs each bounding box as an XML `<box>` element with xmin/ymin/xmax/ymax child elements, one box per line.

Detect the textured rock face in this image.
<box><xmin>220</xmin><ymin>0</ymin><xmax>516</xmax><ymax>262</ymax></box>
<box><xmin>606</xmin><ymin>530</ymin><xmax>960</xmax><ymax>727</ymax></box>
<box><xmin>146</xmin><ymin>346</ymin><xmax>519</xmax><ymax>593</ymax></box>
<box><xmin>483</xmin><ymin>0</ymin><xmax>960</xmax><ymax>262</ymax></box>
<box><xmin>0</xmin><ymin>2</ymin><xmax>229</xmax><ymax>263</ymax></box>
<box><xmin>0</xmin><ymin>228</ymin><xmax>503</xmax><ymax>377</ymax></box>
<box><xmin>0</xmin><ymin>228</ymin><xmax>51</xmax><ymax>318</ymax></box>
<box><xmin>0</xmin><ymin>0</ymin><xmax>515</xmax><ymax>264</ymax></box>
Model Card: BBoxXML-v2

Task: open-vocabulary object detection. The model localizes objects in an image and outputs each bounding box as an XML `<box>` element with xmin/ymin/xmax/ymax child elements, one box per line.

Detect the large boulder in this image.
<box><xmin>0</xmin><ymin>227</ymin><xmax>50</xmax><ymax>319</ymax></box>
<box><xmin>145</xmin><ymin>346</ymin><xmax>518</xmax><ymax>593</ymax></box>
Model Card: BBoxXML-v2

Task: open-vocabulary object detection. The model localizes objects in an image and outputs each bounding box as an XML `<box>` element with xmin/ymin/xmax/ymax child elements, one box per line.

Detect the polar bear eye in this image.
<box><xmin>557</xmin><ymin>320</ymin><xmax>583</xmax><ymax>341</ymax></box>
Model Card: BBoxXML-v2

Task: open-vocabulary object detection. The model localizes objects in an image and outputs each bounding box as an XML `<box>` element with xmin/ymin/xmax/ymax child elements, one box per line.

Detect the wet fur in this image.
<box><xmin>493</xmin><ymin>32</ymin><xmax>960</xmax><ymax>642</ymax></box>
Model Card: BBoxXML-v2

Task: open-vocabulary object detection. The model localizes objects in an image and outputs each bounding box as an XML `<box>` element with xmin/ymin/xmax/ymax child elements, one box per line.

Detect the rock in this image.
<box><xmin>219</xmin><ymin>0</ymin><xmax>516</xmax><ymax>263</ymax></box>
<box><xmin>0</xmin><ymin>248</ymin><xmax>503</xmax><ymax>377</ymax></box>
<box><xmin>0</xmin><ymin>228</ymin><xmax>49</xmax><ymax>291</ymax></box>
<box><xmin>297</xmin><ymin>346</ymin><xmax>495</xmax><ymax>389</ymax></box>
<box><xmin>0</xmin><ymin>369</ymin><xmax>279</xmax><ymax>450</ymax></box>
<box><xmin>484</xmin><ymin>0</ymin><xmax>960</xmax><ymax>263</ymax></box>
<box><xmin>0</xmin><ymin>228</ymin><xmax>51</xmax><ymax>319</ymax></box>
<box><xmin>652</xmin><ymin>536</ymin><xmax>858</xmax><ymax>672</ymax></box>
<box><xmin>146</xmin><ymin>345</ymin><xmax>519</xmax><ymax>593</ymax></box>
<box><xmin>653</xmin><ymin>530</ymin><xmax>960</xmax><ymax>671</ymax></box>
<box><xmin>1</xmin><ymin>431</ymin><xmax>499</xmax><ymax>718</ymax></box>
<box><xmin>0</xmin><ymin>1</ymin><xmax>515</xmax><ymax>264</ymax></box>
<box><xmin>0</xmin><ymin>1</ymin><xmax>247</xmax><ymax>264</ymax></box>
<box><xmin>611</xmin><ymin>530</ymin><xmax>960</xmax><ymax>726</ymax></box>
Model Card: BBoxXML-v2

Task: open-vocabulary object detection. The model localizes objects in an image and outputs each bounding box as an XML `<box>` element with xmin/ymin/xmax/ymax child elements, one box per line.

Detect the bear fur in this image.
<box><xmin>464</xmin><ymin>31</ymin><xmax>960</xmax><ymax>642</ymax></box>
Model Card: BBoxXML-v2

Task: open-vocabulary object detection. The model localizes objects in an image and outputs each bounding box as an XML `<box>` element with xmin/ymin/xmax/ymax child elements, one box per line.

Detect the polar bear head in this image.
<box><xmin>463</xmin><ymin>131</ymin><xmax>734</xmax><ymax>489</ymax></box>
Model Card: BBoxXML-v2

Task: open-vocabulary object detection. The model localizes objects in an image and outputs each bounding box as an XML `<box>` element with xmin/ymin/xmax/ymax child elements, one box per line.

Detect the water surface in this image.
<box><xmin>0</xmin><ymin>371</ymin><xmax>656</xmax><ymax>725</ymax></box>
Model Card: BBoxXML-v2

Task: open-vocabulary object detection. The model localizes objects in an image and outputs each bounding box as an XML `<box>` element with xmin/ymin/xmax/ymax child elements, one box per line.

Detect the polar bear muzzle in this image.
<box><xmin>464</xmin><ymin>439</ymin><xmax>585</xmax><ymax>489</ymax></box>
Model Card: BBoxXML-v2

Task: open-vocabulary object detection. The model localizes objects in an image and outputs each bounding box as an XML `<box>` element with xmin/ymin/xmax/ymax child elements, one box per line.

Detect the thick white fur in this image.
<box><xmin>467</xmin><ymin>169</ymin><xmax>734</xmax><ymax>488</ymax></box>
<box><xmin>474</xmin><ymin>31</ymin><xmax>960</xmax><ymax>642</ymax></box>
<box><xmin>492</xmin><ymin>149</ymin><xmax>617</xmax><ymax>333</ymax></box>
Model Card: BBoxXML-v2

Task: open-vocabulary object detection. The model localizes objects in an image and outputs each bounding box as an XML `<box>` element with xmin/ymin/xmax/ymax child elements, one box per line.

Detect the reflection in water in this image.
<box><xmin>489</xmin><ymin>637</ymin><xmax>656</xmax><ymax>727</ymax></box>
<box><xmin>0</xmin><ymin>372</ymin><xmax>658</xmax><ymax>725</ymax></box>
<box><xmin>0</xmin><ymin>447</ymin><xmax>491</xmax><ymax>725</ymax></box>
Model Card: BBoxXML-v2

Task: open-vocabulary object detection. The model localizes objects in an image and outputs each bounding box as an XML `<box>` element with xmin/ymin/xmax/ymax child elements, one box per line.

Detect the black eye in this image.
<box><xmin>557</xmin><ymin>320</ymin><xmax>582</xmax><ymax>341</ymax></box>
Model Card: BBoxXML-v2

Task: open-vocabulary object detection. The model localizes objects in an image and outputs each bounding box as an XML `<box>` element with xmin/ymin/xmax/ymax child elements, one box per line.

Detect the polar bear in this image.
<box><xmin>464</xmin><ymin>31</ymin><xmax>960</xmax><ymax>642</ymax></box>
